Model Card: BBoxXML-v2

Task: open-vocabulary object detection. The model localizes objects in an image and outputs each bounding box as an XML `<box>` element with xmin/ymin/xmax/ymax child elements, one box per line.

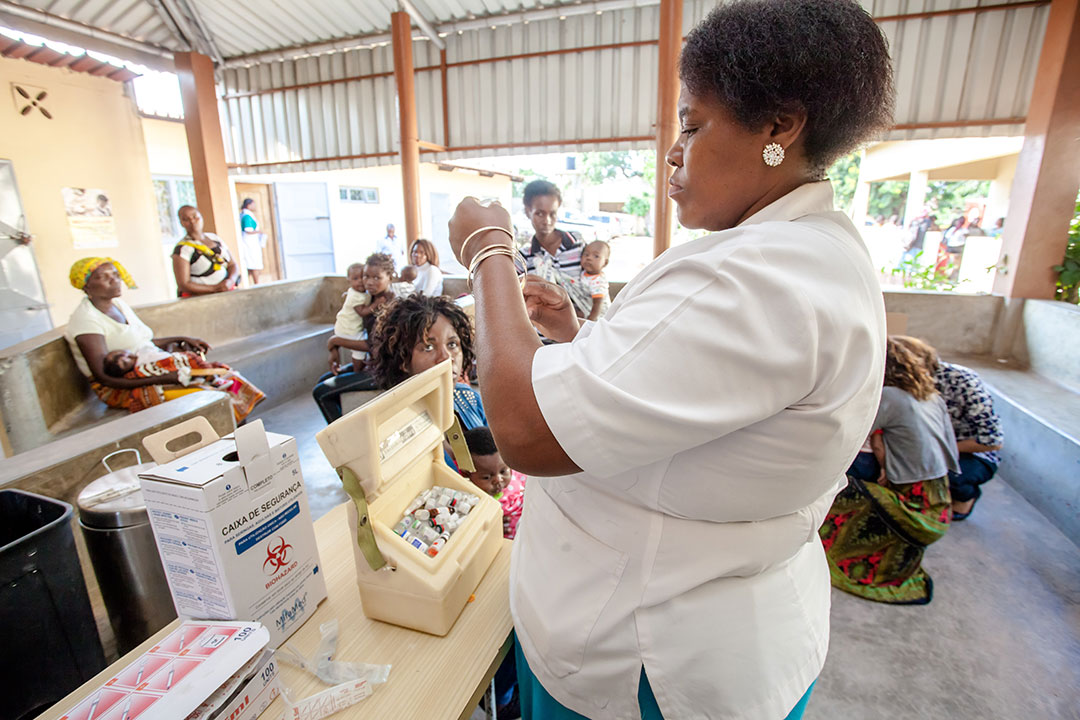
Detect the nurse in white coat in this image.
<box><xmin>449</xmin><ymin>1</ymin><xmax>895</xmax><ymax>717</ymax></box>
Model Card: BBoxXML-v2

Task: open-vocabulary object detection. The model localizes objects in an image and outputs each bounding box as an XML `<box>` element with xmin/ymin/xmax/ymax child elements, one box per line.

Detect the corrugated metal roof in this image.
<box><xmin>0</xmin><ymin>32</ymin><xmax>141</xmax><ymax>80</ymax></box>
<box><xmin>5</xmin><ymin>0</ymin><xmax>586</xmax><ymax>58</ymax></box>
<box><xmin>220</xmin><ymin>0</ymin><xmax>1050</xmax><ymax>175</ymax></box>
<box><xmin>221</xmin><ymin>4</ymin><xmax>665</xmax><ymax>174</ymax></box>
<box><xmin>870</xmin><ymin>0</ymin><xmax>1048</xmax><ymax>141</ymax></box>
<box><xmin>1</xmin><ymin>0</ymin><xmax>1054</xmax><ymax>166</ymax></box>
<box><xmin>13</xmin><ymin>0</ymin><xmax>185</xmax><ymax>49</ymax></box>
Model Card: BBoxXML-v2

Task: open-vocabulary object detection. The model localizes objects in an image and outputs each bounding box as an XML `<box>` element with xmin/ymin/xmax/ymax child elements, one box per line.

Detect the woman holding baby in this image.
<box><xmin>64</xmin><ymin>257</ymin><xmax>263</xmax><ymax>422</ymax></box>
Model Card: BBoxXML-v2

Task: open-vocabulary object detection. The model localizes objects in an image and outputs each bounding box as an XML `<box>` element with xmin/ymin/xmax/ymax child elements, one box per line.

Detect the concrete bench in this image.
<box><xmin>0</xmin><ymin>391</ymin><xmax>236</xmax><ymax>659</ymax></box>
<box><xmin>970</xmin><ymin>361</ymin><xmax>1080</xmax><ymax>546</ymax></box>
<box><xmin>0</xmin><ymin>276</ymin><xmax>346</xmax><ymax>457</ymax></box>
<box><xmin>947</xmin><ymin>300</ymin><xmax>1080</xmax><ymax>546</ymax></box>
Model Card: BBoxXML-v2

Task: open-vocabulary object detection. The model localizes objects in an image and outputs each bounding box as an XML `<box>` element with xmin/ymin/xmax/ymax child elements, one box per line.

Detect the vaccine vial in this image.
<box><xmin>427</xmin><ymin>532</ymin><xmax>450</xmax><ymax>557</ymax></box>
<box><xmin>408</xmin><ymin>535</ymin><xmax>429</xmax><ymax>553</ymax></box>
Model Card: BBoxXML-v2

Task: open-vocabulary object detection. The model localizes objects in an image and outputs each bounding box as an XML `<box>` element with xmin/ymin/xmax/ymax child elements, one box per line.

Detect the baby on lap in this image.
<box><xmin>104</xmin><ymin>348</ymin><xmax>264</xmax><ymax>422</ymax></box>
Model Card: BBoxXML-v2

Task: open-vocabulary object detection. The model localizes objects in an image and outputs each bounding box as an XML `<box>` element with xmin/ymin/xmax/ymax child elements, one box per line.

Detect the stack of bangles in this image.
<box><xmin>462</xmin><ymin>226</ymin><xmax>527</xmax><ymax>290</ymax></box>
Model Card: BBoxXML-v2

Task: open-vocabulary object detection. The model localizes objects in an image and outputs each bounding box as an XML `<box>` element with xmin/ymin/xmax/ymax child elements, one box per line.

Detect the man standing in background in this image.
<box><xmin>377</xmin><ymin>223</ymin><xmax>407</xmax><ymax>271</ymax></box>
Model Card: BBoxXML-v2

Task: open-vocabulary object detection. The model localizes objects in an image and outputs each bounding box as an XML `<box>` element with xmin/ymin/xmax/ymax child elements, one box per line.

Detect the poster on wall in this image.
<box><xmin>62</xmin><ymin>187</ymin><xmax>118</xmax><ymax>248</ymax></box>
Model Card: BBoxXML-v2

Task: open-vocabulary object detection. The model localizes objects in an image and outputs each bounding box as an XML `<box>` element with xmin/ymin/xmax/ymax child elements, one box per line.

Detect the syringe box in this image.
<box><xmin>316</xmin><ymin>360</ymin><xmax>503</xmax><ymax>636</ymax></box>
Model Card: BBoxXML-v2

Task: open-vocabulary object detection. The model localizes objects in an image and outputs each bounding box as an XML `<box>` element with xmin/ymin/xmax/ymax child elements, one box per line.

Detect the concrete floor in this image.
<box><xmin>259</xmin><ymin>395</ymin><xmax>1080</xmax><ymax>720</ymax></box>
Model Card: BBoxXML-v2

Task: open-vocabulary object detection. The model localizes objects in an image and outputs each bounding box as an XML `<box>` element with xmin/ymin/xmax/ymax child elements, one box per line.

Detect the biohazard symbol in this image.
<box><xmin>262</xmin><ymin>536</ymin><xmax>292</xmax><ymax>575</ymax></box>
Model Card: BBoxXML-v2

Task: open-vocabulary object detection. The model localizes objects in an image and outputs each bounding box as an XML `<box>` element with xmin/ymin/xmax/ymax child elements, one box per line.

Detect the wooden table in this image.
<box><xmin>38</xmin><ymin>502</ymin><xmax>514</xmax><ymax>720</ymax></box>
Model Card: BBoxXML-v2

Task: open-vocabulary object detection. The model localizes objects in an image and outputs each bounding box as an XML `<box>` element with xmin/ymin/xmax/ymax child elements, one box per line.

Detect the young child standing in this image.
<box><xmin>578</xmin><ymin>240</ymin><xmax>611</xmax><ymax>320</ymax></box>
<box><xmin>332</xmin><ymin>262</ymin><xmax>370</xmax><ymax>373</ymax></box>
<box><xmin>313</xmin><ymin>254</ymin><xmax>409</xmax><ymax>423</ymax></box>
<box><xmin>326</xmin><ymin>254</ymin><xmax>404</xmax><ymax>374</ymax></box>
<box><xmin>461</xmin><ymin>426</ymin><xmax>526</xmax><ymax>540</ymax></box>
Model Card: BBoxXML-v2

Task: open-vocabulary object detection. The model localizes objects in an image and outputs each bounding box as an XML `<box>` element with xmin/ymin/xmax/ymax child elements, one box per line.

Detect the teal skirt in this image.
<box><xmin>516</xmin><ymin>642</ymin><xmax>815</xmax><ymax>719</ymax></box>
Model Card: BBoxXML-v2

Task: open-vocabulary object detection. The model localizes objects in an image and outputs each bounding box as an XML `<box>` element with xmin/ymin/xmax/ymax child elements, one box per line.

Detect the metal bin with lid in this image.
<box><xmin>77</xmin><ymin>449</ymin><xmax>177</xmax><ymax>654</ymax></box>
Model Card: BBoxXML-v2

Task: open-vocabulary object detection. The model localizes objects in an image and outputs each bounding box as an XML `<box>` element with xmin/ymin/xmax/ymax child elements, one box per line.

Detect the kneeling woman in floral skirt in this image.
<box><xmin>821</xmin><ymin>336</ymin><xmax>960</xmax><ymax>604</ymax></box>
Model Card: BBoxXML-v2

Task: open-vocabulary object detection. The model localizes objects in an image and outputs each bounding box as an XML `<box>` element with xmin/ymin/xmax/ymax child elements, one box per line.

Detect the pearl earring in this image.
<box><xmin>762</xmin><ymin>143</ymin><xmax>785</xmax><ymax>167</ymax></box>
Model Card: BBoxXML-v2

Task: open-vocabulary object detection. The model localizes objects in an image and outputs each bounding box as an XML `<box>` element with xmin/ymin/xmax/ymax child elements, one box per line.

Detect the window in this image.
<box><xmin>133</xmin><ymin>71</ymin><xmax>184</xmax><ymax>120</ymax></box>
<box><xmin>339</xmin><ymin>186</ymin><xmax>379</xmax><ymax>203</ymax></box>
<box><xmin>153</xmin><ymin>176</ymin><xmax>196</xmax><ymax>247</ymax></box>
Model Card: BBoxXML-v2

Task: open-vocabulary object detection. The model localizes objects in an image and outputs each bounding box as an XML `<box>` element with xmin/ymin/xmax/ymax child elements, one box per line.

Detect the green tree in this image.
<box><xmin>869</xmin><ymin>181</ymin><xmax>909</xmax><ymax>221</ymax></box>
<box><xmin>511</xmin><ymin>168</ymin><xmax>544</xmax><ymax>199</ymax></box>
<box><xmin>580</xmin><ymin>150</ymin><xmax>655</xmax><ymax>186</ymax></box>
<box><xmin>926</xmin><ymin>180</ymin><xmax>990</xmax><ymax>221</ymax></box>
<box><xmin>624</xmin><ymin>194</ymin><xmax>651</xmax><ymax>218</ymax></box>
<box><xmin>1053</xmin><ymin>192</ymin><xmax>1080</xmax><ymax>304</ymax></box>
<box><xmin>827</xmin><ymin>152</ymin><xmax>861</xmax><ymax>213</ymax></box>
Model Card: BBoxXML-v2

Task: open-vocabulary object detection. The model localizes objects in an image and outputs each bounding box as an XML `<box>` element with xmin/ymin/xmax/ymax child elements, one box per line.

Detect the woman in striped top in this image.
<box><xmin>172</xmin><ymin>205</ymin><xmax>240</xmax><ymax>297</ymax></box>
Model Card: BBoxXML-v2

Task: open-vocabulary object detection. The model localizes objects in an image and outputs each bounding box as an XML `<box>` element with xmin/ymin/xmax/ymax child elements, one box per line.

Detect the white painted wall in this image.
<box><xmin>229</xmin><ymin>163</ymin><xmax>511</xmax><ymax>276</ymax></box>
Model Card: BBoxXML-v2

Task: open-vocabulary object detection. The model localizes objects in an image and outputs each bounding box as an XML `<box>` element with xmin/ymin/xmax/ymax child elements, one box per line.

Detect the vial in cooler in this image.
<box><xmin>427</xmin><ymin>532</ymin><xmax>450</xmax><ymax>557</ymax></box>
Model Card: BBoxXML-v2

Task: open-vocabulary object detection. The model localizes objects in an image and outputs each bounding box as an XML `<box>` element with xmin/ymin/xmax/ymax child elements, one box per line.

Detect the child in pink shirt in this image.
<box><xmin>461</xmin><ymin>426</ymin><xmax>526</xmax><ymax>539</ymax></box>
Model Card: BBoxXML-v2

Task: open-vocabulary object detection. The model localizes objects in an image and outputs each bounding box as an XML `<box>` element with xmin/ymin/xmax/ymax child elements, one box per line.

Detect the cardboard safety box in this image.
<box><xmin>316</xmin><ymin>360</ymin><xmax>503</xmax><ymax>636</ymax></box>
<box><xmin>139</xmin><ymin>419</ymin><xmax>326</xmax><ymax>648</ymax></box>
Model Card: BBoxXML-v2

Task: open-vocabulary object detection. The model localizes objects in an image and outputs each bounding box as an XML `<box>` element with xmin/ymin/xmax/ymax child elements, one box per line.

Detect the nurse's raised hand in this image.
<box><xmin>522</xmin><ymin>276</ymin><xmax>581</xmax><ymax>343</ymax></box>
<box><xmin>448</xmin><ymin>197</ymin><xmax>513</xmax><ymax>266</ymax></box>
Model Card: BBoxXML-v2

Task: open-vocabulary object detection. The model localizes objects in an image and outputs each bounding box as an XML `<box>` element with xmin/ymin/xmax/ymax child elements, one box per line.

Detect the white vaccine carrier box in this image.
<box><xmin>315</xmin><ymin>360</ymin><xmax>503</xmax><ymax>636</ymax></box>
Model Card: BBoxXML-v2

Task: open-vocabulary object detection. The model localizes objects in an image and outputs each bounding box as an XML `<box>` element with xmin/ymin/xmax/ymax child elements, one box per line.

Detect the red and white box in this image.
<box><xmin>57</xmin><ymin>621</ymin><xmax>269</xmax><ymax>720</ymax></box>
<box><xmin>140</xmin><ymin>420</ymin><xmax>326</xmax><ymax>647</ymax></box>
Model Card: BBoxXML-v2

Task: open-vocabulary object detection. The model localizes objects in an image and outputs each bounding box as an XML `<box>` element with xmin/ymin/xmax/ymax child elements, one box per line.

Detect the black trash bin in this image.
<box><xmin>0</xmin><ymin>489</ymin><xmax>106</xmax><ymax>720</ymax></box>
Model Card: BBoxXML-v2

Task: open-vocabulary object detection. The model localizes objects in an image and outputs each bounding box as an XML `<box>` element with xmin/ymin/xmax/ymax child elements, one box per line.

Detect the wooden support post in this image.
<box><xmin>652</xmin><ymin>0</ymin><xmax>683</xmax><ymax>257</ymax></box>
<box><xmin>174</xmin><ymin>51</ymin><xmax>238</xmax><ymax>261</ymax></box>
<box><xmin>993</xmin><ymin>0</ymin><xmax>1080</xmax><ymax>298</ymax></box>
<box><xmin>392</xmin><ymin>11</ymin><xmax>423</xmax><ymax>248</ymax></box>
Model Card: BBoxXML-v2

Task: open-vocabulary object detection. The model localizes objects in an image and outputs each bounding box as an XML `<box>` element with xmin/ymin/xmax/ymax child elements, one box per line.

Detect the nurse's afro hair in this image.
<box><xmin>370</xmin><ymin>294</ymin><xmax>475</xmax><ymax>389</ymax></box>
<box><xmin>463</xmin><ymin>426</ymin><xmax>499</xmax><ymax>457</ymax></box>
<box><xmin>679</xmin><ymin>0</ymin><xmax>894</xmax><ymax>174</ymax></box>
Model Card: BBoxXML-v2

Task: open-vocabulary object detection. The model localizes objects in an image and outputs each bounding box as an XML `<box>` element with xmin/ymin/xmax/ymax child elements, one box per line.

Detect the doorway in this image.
<box><xmin>429</xmin><ymin>191</ymin><xmax>465</xmax><ymax>273</ymax></box>
<box><xmin>0</xmin><ymin>159</ymin><xmax>51</xmax><ymax>349</ymax></box>
<box><xmin>274</xmin><ymin>183</ymin><xmax>336</xmax><ymax>279</ymax></box>
<box><xmin>234</xmin><ymin>182</ymin><xmax>283</xmax><ymax>284</ymax></box>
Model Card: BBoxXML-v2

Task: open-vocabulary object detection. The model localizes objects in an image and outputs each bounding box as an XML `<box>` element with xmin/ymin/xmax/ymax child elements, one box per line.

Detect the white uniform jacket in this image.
<box><xmin>515</xmin><ymin>181</ymin><xmax>886</xmax><ymax>720</ymax></box>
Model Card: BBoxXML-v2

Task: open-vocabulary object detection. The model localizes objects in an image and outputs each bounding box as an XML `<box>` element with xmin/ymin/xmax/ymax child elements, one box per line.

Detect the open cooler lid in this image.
<box><xmin>315</xmin><ymin>360</ymin><xmax>454</xmax><ymax>501</ymax></box>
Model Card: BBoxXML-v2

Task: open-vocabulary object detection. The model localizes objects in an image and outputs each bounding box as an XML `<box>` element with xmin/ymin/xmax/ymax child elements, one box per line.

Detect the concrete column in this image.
<box><xmin>993</xmin><ymin>0</ymin><xmax>1080</xmax><ymax>298</ymax></box>
<box><xmin>903</xmin><ymin>170</ymin><xmax>929</xmax><ymax>226</ymax></box>
<box><xmin>652</xmin><ymin>0</ymin><xmax>683</xmax><ymax>258</ymax></box>
<box><xmin>986</xmin><ymin>155</ymin><xmax>1018</xmax><ymax>225</ymax></box>
<box><xmin>851</xmin><ymin>181</ymin><xmax>872</xmax><ymax>227</ymax></box>
<box><xmin>174</xmin><ymin>51</ymin><xmax>238</xmax><ymax>261</ymax></box>
<box><xmin>391</xmin><ymin>11</ymin><xmax>422</xmax><ymax>249</ymax></box>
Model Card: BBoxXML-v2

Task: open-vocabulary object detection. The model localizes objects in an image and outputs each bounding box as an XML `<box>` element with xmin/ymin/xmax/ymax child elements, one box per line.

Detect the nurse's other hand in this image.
<box><xmin>522</xmin><ymin>276</ymin><xmax>581</xmax><ymax>343</ymax></box>
<box><xmin>449</xmin><ymin>197</ymin><xmax>513</xmax><ymax>266</ymax></box>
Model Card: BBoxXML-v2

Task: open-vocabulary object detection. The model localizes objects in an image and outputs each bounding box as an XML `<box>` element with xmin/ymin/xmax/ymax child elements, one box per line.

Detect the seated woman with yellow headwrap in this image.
<box><xmin>64</xmin><ymin>257</ymin><xmax>265</xmax><ymax>422</ymax></box>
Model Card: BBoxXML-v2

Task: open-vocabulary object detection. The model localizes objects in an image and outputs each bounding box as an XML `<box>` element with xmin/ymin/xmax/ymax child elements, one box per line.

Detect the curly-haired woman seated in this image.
<box><xmin>369</xmin><ymin>293</ymin><xmax>485</xmax><ymax>432</ymax></box>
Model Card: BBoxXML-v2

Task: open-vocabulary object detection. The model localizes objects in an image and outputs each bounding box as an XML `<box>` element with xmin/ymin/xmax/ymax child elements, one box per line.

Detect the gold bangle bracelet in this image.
<box><xmin>470</xmin><ymin>245</ymin><xmax>526</xmax><ymax>277</ymax></box>
<box><xmin>460</xmin><ymin>225</ymin><xmax>514</xmax><ymax>265</ymax></box>
<box><xmin>468</xmin><ymin>246</ymin><xmax>524</xmax><ymax>291</ymax></box>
